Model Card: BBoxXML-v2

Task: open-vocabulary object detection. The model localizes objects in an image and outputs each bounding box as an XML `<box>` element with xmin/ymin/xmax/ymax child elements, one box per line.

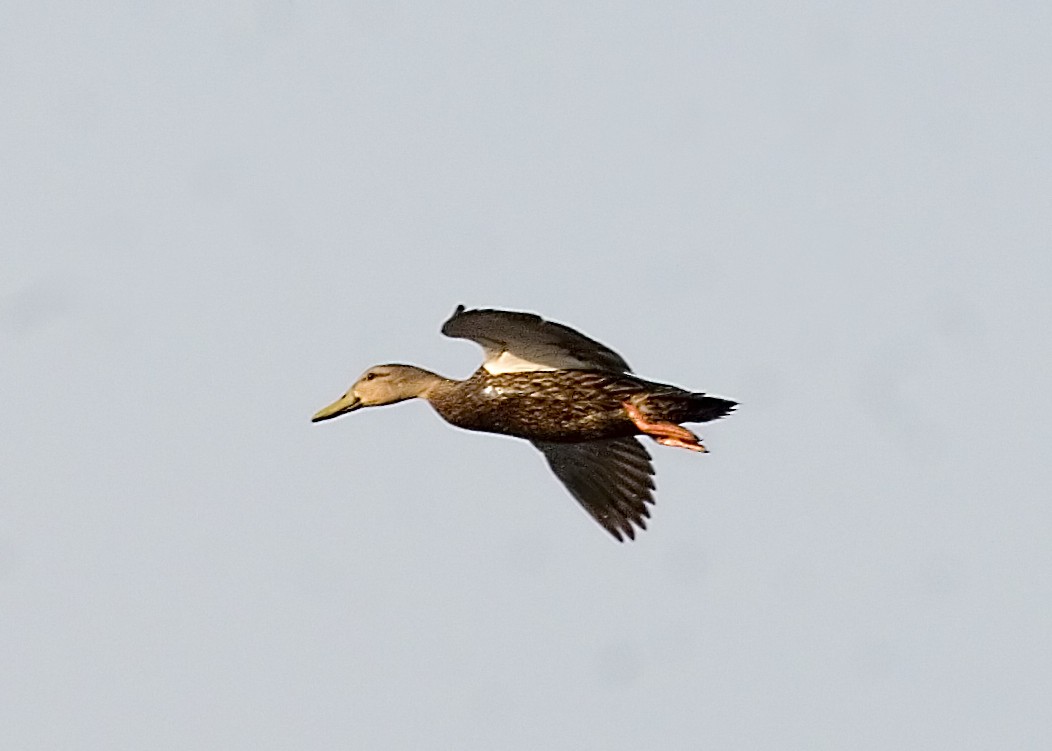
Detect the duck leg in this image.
<box><xmin>622</xmin><ymin>401</ymin><xmax>709</xmax><ymax>453</ymax></box>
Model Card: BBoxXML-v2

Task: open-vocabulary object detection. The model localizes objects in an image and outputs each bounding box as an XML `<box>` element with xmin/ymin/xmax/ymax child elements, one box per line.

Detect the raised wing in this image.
<box><xmin>532</xmin><ymin>437</ymin><xmax>655</xmax><ymax>541</ymax></box>
<box><xmin>441</xmin><ymin>305</ymin><xmax>631</xmax><ymax>374</ymax></box>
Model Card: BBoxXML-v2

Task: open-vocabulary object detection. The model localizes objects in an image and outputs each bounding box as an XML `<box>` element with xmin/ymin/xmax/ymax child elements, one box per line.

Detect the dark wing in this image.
<box><xmin>532</xmin><ymin>437</ymin><xmax>656</xmax><ymax>541</ymax></box>
<box><xmin>441</xmin><ymin>305</ymin><xmax>631</xmax><ymax>374</ymax></box>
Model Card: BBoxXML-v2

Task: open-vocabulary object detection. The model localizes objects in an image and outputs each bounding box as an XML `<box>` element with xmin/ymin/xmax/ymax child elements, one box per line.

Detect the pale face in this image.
<box><xmin>311</xmin><ymin>365</ymin><xmax>433</xmax><ymax>422</ymax></box>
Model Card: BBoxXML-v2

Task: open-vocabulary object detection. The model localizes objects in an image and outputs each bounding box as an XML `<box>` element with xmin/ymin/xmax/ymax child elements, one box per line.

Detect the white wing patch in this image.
<box><xmin>482</xmin><ymin>347</ymin><xmax>594</xmax><ymax>375</ymax></box>
<box><xmin>442</xmin><ymin>306</ymin><xmax>632</xmax><ymax>374</ymax></box>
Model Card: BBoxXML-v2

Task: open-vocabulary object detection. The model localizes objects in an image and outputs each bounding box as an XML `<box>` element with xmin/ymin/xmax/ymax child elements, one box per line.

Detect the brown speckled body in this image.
<box><xmin>427</xmin><ymin>368</ymin><xmax>734</xmax><ymax>443</ymax></box>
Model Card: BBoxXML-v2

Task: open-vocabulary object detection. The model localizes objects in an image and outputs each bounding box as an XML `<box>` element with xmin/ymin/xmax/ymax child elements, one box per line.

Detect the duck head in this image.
<box><xmin>311</xmin><ymin>364</ymin><xmax>443</xmax><ymax>422</ymax></box>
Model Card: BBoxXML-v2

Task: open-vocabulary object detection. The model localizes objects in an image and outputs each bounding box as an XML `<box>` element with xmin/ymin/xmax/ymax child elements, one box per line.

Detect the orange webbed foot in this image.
<box><xmin>623</xmin><ymin>401</ymin><xmax>708</xmax><ymax>452</ymax></box>
<box><xmin>656</xmin><ymin>436</ymin><xmax>709</xmax><ymax>452</ymax></box>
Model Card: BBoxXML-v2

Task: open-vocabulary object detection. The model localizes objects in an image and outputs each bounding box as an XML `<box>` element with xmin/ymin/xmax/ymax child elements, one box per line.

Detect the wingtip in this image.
<box><xmin>441</xmin><ymin>304</ymin><xmax>468</xmax><ymax>336</ymax></box>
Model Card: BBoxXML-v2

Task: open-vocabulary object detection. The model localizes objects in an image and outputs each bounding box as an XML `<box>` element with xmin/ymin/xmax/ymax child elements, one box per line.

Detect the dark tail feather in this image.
<box><xmin>685</xmin><ymin>394</ymin><xmax>737</xmax><ymax>423</ymax></box>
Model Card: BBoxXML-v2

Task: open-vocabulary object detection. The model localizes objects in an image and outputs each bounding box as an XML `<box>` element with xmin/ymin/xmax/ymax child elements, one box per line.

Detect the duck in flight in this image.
<box><xmin>312</xmin><ymin>306</ymin><xmax>736</xmax><ymax>541</ymax></box>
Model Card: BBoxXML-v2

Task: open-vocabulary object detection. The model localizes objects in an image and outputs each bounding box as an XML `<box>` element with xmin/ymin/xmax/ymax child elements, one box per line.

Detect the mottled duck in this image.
<box><xmin>312</xmin><ymin>305</ymin><xmax>736</xmax><ymax>541</ymax></box>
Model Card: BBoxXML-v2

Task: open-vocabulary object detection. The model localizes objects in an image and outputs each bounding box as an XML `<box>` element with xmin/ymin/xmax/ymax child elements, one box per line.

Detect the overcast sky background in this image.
<box><xmin>3</xmin><ymin>2</ymin><xmax>1050</xmax><ymax>749</ymax></box>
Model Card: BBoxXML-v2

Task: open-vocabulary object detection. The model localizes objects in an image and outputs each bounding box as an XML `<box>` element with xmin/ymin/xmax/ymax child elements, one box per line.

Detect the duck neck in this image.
<box><xmin>415</xmin><ymin>369</ymin><xmax>458</xmax><ymax>402</ymax></box>
<box><xmin>420</xmin><ymin>371</ymin><xmax>484</xmax><ymax>426</ymax></box>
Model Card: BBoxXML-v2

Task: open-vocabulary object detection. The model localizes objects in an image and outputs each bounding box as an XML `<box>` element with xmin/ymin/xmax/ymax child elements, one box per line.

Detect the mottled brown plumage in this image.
<box><xmin>427</xmin><ymin>368</ymin><xmax>734</xmax><ymax>443</ymax></box>
<box><xmin>312</xmin><ymin>306</ymin><xmax>736</xmax><ymax>542</ymax></box>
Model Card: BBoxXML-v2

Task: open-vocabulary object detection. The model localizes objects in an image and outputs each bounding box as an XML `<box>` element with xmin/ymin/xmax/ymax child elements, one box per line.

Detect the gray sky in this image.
<box><xmin>3</xmin><ymin>2</ymin><xmax>1050</xmax><ymax>749</ymax></box>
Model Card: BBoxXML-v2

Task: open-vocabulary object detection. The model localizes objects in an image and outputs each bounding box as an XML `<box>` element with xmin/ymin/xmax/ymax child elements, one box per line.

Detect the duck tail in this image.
<box><xmin>684</xmin><ymin>393</ymin><xmax>737</xmax><ymax>423</ymax></box>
